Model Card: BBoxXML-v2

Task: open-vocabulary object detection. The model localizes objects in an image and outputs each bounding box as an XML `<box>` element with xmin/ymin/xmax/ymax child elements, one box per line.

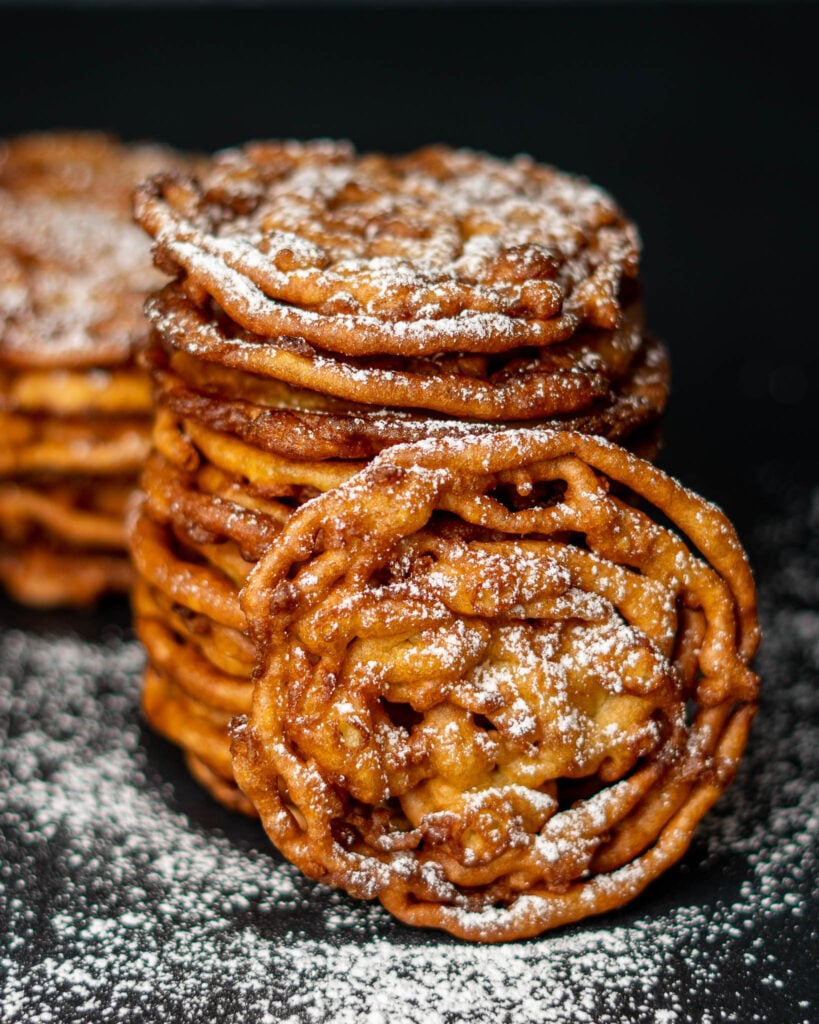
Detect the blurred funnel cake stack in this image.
<box><xmin>0</xmin><ymin>133</ymin><xmax>190</xmax><ymax>606</ymax></box>
<box><xmin>130</xmin><ymin>142</ymin><xmax>671</xmax><ymax>815</ymax></box>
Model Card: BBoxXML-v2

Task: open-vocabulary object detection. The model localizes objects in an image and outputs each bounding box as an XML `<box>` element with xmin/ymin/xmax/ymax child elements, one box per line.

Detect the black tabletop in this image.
<box><xmin>1</xmin><ymin>5</ymin><xmax>817</xmax><ymax>1022</ymax></box>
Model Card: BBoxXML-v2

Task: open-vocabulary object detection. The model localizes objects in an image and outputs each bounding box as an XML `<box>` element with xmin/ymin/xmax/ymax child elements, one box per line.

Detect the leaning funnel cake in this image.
<box><xmin>130</xmin><ymin>142</ymin><xmax>671</xmax><ymax>815</ymax></box>
<box><xmin>234</xmin><ymin>430</ymin><xmax>759</xmax><ymax>942</ymax></box>
<box><xmin>0</xmin><ymin>133</ymin><xmax>191</xmax><ymax>605</ymax></box>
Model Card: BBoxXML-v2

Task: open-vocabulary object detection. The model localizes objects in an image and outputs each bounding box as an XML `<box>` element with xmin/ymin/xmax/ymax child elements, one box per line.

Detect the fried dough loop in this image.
<box><xmin>233</xmin><ymin>430</ymin><xmax>759</xmax><ymax>941</ymax></box>
<box><xmin>146</xmin><ymin>313</ymin><xmax>668</xmax><ymax>452</ymax></box>
<box><xmin>129</xmin><ymin>369</ymin><xmax>341</xmax><ymax>810</ymax></box>
<box><xmin>146</xmin><ymin>284</ymin><xmax>641</xmax><ymax>422</ymax></box>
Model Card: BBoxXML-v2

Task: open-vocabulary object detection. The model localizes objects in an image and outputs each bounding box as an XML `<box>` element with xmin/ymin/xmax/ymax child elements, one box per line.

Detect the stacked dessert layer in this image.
<box><xmin>129</xmin><ymin>141</ymin><xmax>759</xmax><ymax>941</ymax></box>
<box><xmin>0</xmin><ymin>133</ymin><xmax>188</xmax><ymax>605</ymax></box>
<box><xmin>131</xmin><ymin>142</ymin><xmax>671</xmax><ymax>812</ymax></box>
<box><xmin>236</xmin><ymin>429</ymin><xmax>759</xmax><ymax>941</ymax></box>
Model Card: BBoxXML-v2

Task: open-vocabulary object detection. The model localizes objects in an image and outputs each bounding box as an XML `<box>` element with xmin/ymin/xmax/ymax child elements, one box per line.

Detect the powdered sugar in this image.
<box><xmin>1</xmin><ymin>482</ymin><xmax>817</xmax><ymax>1023</ymax></box>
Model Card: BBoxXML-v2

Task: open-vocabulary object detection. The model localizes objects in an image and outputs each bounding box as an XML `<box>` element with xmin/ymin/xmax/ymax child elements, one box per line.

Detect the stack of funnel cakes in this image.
<box><xmin>132</xmin><ymin>145</ymin><xmax>758</xmax><ymax>939</ymax></box>
<box><xmin>131</xmin><ymin>142</ymin><xmax>671</xmax><ymax>814</ymax></box>
<box><xmin>0</xmin><ymin>133</ymin><xmax>186</xmax><ymax>605</ymax></box>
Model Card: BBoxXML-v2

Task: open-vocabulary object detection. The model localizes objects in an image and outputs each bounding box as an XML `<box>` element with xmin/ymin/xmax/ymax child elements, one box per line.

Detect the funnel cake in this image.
<box><xmin>135</xmin><ymin>142</ymin><xmax>639</xmax><ymax>357</ymax></box>
<box><xmin>130</xmin><ymin>321</ymin><xmax>664</xmax><ymax>810</ymax></box>
<box><xmin>148</xmin><ymin>330</ymin><xmax>668</xmax><ymax>461</ymax></box>
<box><xmin>233</xmin><ymin>430</ymin><xmax>759</xmax><ymax>942</ymax></box>
<box><xmin>145</xmin><ymin>284</ymin><xmax>642</xmax><ymax>422</ymax></box>
<box><xmin>128</xmin><ymin>392</ymin><xmax>338</xmax><ymax>812</ymax></box>
<box><xmin>0</xmin><ymin>133</ymin><xmax>190</xmax><ymax>604</ymax></box>
<box><xmin>137</xmin><ymin>143</ymin><xmax>659</xmax><ymax>424</ymax></box>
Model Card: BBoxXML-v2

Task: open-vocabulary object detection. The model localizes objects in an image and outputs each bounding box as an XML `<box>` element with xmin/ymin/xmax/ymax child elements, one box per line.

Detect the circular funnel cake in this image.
<box><xmin>136</xmin><ymin>142</ymin><xmax>655</xmax><ymax>423</ymax></box>
<box><xmin>234</xmin><ymin>430</ymin><xmax>759</xmax><ymax>942</ymax></box>
<box><xmin>135</xmin><ymin>141</ymin><xmax>640</xmax><ymax>358</ymax></box>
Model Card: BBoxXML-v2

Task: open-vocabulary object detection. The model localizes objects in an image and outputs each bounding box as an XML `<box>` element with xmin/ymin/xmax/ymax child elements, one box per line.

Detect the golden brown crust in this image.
<box><xmin>0</xmin><ymin>478</ymin><xmax>130</xmax><ymax>549</ymax></box>
<box><xmin>148</xmin><ymin>332</ymin><xmax>669</xmax><ymax>461</ymax></box>
<box><xmin>233</xmin><ymin>429</ymin><xmax>758</xmax><ymax>942</ymax></box>
<box><xmin>0</xmin><ymin>365</ymin><xmax>153</xmax><ymax>416</ymax></box>
<box><xmin>184</xmin><ymin>751</ymin><xmax>257</xmax><ymax>817</ymax></box>
<box><xmin>146</xmin><ymin>284</ymin><xmax>617</xmax><ymax>422</ymax></box>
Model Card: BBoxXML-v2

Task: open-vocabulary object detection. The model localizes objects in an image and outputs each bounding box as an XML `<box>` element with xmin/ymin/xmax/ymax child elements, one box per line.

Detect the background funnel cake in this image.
<box><xmin>233</xmin><ymin>430</ymin><xmax>759</xmax><ymax>942</ymax></box>
<box><xmin>0</xmin><ymin>132</ymin><xmax>189</xmax><ymax>605</ymax></box>
<box><xmin>130</xmin><ymin>142</ymin><xmax>670</xmax><ymax>812</ymax></box>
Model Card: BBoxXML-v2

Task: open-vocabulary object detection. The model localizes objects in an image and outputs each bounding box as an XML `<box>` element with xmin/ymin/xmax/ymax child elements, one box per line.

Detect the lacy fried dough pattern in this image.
<box><xmin>135</xmin><ymin>142</ymin><xmax>639</xmax><ymax>357</ymax></box>
<box><xmin>146</xmin><ymin>328</ymin><xmax>668</xmax><ymax>461</ymax></box>
<box><xmin>136</xmin><ymin>142</ymin><xmax>657</xmax><ymax>424</ymax></box>
<box><xmin>130</xmin><ymin>314</ymin><xmax>664</xmax><ymax>812</ymax></box>
<box><xmin>146</xmin><ymin>284</ymin><xmax>625</xmax><ymax>422</ymax></box>
<box><xmin>234</xmin><ymin>430</ymin><xmax>759</xmax><ymax>942</ymax></box>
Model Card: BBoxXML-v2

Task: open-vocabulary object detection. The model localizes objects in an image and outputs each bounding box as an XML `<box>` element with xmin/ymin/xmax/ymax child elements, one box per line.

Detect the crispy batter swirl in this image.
<box><xmin>135</xmin><ymin>143</ymin><xmax>640</xmax><ymax>359</ymax></box>
<box><xmin>234</xmin><ymin>430</ymin><xmax>758</xmax><ymax>941</ymax></box>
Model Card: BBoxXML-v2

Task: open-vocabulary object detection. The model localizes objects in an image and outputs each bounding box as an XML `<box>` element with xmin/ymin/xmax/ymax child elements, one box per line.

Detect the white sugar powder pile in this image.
<box><xmin>1</xmin><ymin>488</ymin><xmax>817</xmax><ymax>1024</ymax></box>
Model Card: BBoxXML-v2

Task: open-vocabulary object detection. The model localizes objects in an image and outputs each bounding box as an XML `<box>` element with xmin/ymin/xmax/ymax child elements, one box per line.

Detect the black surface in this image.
<box><xmin>1</xmin><ymin>5</ymin><xmax>818</xmax><ymax>1022</ymax></box>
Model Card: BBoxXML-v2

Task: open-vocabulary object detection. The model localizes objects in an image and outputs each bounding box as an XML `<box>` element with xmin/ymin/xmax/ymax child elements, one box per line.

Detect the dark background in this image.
<box><xmin>1</xmin><ymin>5</ymin><xmax>817</xmax><ymax>1022</ymax></box>
<box><xmin>3</xmin><ymin>2</ymin><xmax>818</xmax><ymax>528</ymax></box>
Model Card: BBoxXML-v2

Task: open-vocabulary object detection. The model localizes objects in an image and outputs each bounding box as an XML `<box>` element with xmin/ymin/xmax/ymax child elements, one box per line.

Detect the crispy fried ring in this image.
<box><xmin>0</xmin><ymin>133</ymin><xmax>193</xmax><ymax>369</ymax></box>
<box><xmin>153</xmin><ymin>233</ymin><xmax>579</xmax><ymax>357</ymax></box>
<box><xmin>0</xmin><ymin>544</ymin><xmax>133</xmax><ymax>606</ymax></box>
<box><xmin>151</xmin><ymin>333</ymin><xmax>668</xmax><ymax>461</ymax></box>
<box><xmin>234</xmin><ymin>429</ymin><xmax>758</xmax><ymax>942</ymax></box>
<box><xmin>128</xmin><ymin>503</ymin><xmax>245</xmax><ymax>633</ymax></box>
<box><xmin>141</xmin><ymin>452</ymin><xmax>290</xmax><ymax>561</ymax></box>
<box><xmin>0</xmin><ymin>132</ymin><xmax>190</xmax><ymax>210</ymax></box>
<box><xmin>0</xmin><ymin>480</ymin><xmax>127</xmax><ymax>549</ymax></box>
<box><xmin>147</xmin><ymin>286</ymin><xmax>614</xmax><ymax>421</ymax></box>
<box><xmin>142</xmin><ymin>666</ymin><xmax>235</xmax><ymax>784</ymax></box>
<box><xmin>134</xmin><ymin>144</ymin><xmax>639</xmax><ymax>351</ymax></box>
<box><xmin>0</xmin><ymin>366</ymin><xmax>152</xmax><ymax>416</ymax></box>
<box><xmin>0</xmin><ymin>413</ymin><xmax>150</xmax><ymax>475</ymax></box>
<box><xmin>133</xmin><ymin>579</ymin><xmax>254</xmax><ymax>679</ymax></box>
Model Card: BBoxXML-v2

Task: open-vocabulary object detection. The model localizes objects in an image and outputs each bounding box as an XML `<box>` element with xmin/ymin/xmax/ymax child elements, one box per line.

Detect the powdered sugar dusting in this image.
<box><xmin>1</xmin><ymin>484</ymin><xmax>817</xmax><ymax>1023</ymax></box>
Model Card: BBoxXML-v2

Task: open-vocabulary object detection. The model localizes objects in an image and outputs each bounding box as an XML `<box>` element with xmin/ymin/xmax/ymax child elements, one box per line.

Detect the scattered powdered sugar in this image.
<box><xmin>1</xmin><ymin>483</ymin><xmax>817</xmax><ymax>1023</ymax></box>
